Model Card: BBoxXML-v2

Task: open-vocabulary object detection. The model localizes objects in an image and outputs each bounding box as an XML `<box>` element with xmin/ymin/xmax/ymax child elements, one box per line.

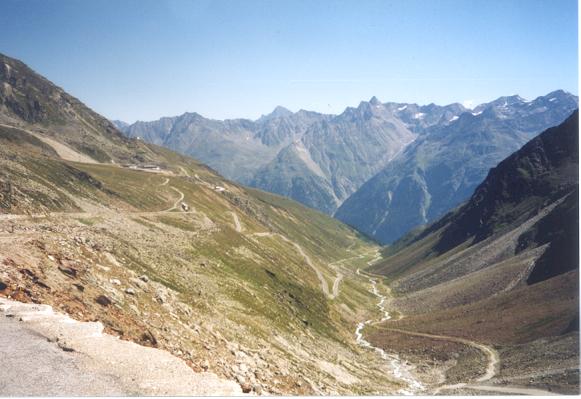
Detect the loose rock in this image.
<box><xmin>95</xmin><ymin>295</ymin><xmax>112</xmax><ymax>306</ymax></box>
<box><xmin>240</xmin><ymin>382</ymin><xmax>252</xmax><ymax>394</ymax></box>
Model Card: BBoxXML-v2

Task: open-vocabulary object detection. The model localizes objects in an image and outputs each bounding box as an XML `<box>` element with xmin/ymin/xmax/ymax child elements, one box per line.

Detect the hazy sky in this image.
<box><xmin>0</xmin><ymin>0</ymin><xmax>577</xmax><ymax>122</ymax></box>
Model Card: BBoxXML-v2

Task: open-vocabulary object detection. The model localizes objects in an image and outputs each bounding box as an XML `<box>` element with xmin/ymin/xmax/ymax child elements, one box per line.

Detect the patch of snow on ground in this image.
<box><xmin>397</xmin><ymin>105</ymin><xmax>407</xmax><ymax>111</ymax></box>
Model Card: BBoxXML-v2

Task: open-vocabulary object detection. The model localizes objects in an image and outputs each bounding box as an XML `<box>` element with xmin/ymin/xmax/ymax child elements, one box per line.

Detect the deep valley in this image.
<box><xmin>0</xmin><ymin>46</ymin><xmax>578</xmax><ymax>397</ymax></box>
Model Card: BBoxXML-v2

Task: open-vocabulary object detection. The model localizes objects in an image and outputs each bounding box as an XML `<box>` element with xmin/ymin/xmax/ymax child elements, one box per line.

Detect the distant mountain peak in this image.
<box><xmin>258</xmin><ymin>105</ymin><xmax>293</xmax><ymax>121</ymax></box>
<box><xmin>485</xmin><ymin>94</ymin><xmax>526</xmax><ymax>108</ymax></box>
<box><xmin>336</xmin><ymin>93</ymin><xmax>578</xmax><ymax>244</ymax></box>
<box><xmin>355</xmin><ymin>97</ymin><xmax>385</xmax><ymax>115</ymax></box>
<box><xmin>111</xmin><ymin>120</ymin><xmax>129</xmax><ymax>130</ymax></box>
<box><xmin>546</xmin><ymin>89</ymin><xmax>567</xmax><ymax>96</ymax></box>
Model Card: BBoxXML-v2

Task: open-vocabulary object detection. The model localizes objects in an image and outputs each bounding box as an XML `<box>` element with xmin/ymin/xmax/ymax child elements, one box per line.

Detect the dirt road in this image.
<box><xmin>229</xmin><ymin>211</ymin><xmax>243</xmax><ymax>232</ymax></box>
<box><xmin>251</xmin><ymin>232</ymin><xmax>343</xmax><ymax>299</ymax></box>
<box><xmin>378</xmin><ymin>310</ymin><xmax>556</xmax><ymax>396</ymax></box>
<box><xmin>385</xmin><ymin>328</ymin><xmax>498</xmax><ymax>393</ymax></box>
<box><xmin>355</xmin><ymin>260</ymin><xmax>559</xmax><ymax>396</ymax></box>
<box><xmin>162</xmin><ymin>187</ymin><xmax>185</xmax><ymax>212</ymax></box>
<box><xmin>463</xmin><ymin>384</ymin><xmax>560</xmax><ymax>395</ymax></box>
<box><xmin>331</xmin><ymin>273</ymin><xmax>343</xmax><ymax>298</ymax></box>
<box><xmin>276</xmin><ymin>234</ymin><xmax>330</xmax><ymax>298</ymax></box>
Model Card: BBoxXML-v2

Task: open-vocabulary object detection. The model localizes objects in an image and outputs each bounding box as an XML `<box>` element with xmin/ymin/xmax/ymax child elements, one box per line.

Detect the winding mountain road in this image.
<box><xmin>270</xmin><ymin>233</ymin><xmax>330</xmax><ymax>297</ymax></box>
<box><xmin>386</xmin><ymin>328</ymin><xmax>498</xmax><ymax>394</ymax></box>
<box><xmin>331</xmin><ymin>273</ymin><xmax>344</xmax><ymax>298</ymax></box>
<box><xmin>250</xmin><ymin>232</ymin><xmax>352</xmax><ymax>300</ymax></box>
<box><xmin>162</xmin><ymin>187</ymin><xmax>185</xmax><ymax>212</ymax></box>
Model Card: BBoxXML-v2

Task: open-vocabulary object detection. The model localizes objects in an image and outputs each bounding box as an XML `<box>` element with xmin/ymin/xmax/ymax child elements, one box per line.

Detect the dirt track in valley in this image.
<box><xmin>250</xmin><ymin>232</ymin><xmax>359</xmax><ymax>300</ymax></box>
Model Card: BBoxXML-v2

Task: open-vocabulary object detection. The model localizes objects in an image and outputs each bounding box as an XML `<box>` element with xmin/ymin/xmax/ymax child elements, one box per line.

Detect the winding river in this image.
<box><xmin>355</xmin><ymin>270</ymin><xmax>425</xmax><ymax>395</ymax></box>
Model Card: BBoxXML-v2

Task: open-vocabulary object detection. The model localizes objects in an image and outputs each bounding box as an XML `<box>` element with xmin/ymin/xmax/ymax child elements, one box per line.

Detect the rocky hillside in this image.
<box><xmin>336</xmin><ymin>91</ymin><xmax>578</xmax><ymax>243</ymax></box>
<box><xmin>427</xmin><ymin>110</ymin><xmax>579</xmax><ymax>257</ymax></box>
<box><xmin>0</xmin><ymin>53</ymin><xmax>163</xmax><ymax>165</ymax></box>
<box><xmin>365</xmin><ymin>111</ymin><xmax>579</xmax><ymax>394</ymax></box>
<box><xmin>0</xmin><ymin>52</ymin><xmax>425</xmax><ymax>395</ymax></box>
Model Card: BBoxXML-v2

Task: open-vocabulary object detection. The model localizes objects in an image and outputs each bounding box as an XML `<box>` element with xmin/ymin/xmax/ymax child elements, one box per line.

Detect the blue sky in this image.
<box><xmin>0</xmin><ymin>0</ymin><xmax>577</xmax><ymax>122</ymax></box>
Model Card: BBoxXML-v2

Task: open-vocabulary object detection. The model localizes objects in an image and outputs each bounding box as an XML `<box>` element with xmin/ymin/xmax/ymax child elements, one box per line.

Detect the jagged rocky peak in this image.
<box><xmin>259</xmin><ymin>105</ymin><xmax>293</xmax><ymax>121</ymax></box>
<box><xmin>111</xmin><ymin>120</ymin><xmax>129</xmax><ymax>130</ymax></box>
<box><xmin>357</xmin><ymin>96</ymin><xmax>383</xmax><ymax>109</ymax></box>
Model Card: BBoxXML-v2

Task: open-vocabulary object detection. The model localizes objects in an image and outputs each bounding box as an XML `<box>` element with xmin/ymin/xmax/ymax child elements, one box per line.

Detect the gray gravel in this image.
<box><xmin>0</xmin><ymin>314</ymin><xmax>128</xmax><ymax>396</ymax></box>
<box><xmin>0</xmin><ymin>298</ymin><xmax>243</xmax><ymax>396</ymax></box>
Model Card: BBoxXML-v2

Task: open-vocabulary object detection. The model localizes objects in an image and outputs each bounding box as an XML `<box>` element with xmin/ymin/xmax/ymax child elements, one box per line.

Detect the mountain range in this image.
<box><xmin>116</xmin><ymin>91</ymin><xmax>577</xmax><ymax>243</ymax></box>
<box><xmin>115</xmin><ymin>108</ymin><xmax>330</xmax><ymax>185</ymax></box>
<box><xmin>115</xmin><ymin>98</ymin><xmax>468</xmax><ymax>214</ymax></box>
<box><xmin>336</xmin><ymin>91</ymin><xmax>578</xmax><ymax>243</ymax></box>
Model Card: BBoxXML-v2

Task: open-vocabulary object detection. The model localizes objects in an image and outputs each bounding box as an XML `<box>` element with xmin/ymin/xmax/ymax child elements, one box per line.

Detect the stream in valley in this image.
<box><xmin>355</xmin><ymin>270</ymin><xmax>425</xmax><ymax>395</ymax></box>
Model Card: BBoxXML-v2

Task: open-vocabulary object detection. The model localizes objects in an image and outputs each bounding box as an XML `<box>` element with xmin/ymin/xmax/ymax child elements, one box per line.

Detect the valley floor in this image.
<box><xmin>360</xmin><ymin>271</ymin><xmax>579</xmax><ymax>395</ymax></box>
